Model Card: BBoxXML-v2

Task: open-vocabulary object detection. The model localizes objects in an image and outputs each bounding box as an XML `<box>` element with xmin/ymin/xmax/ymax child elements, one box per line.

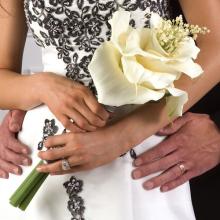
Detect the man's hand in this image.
<box><xmin>0</xmin><ymin>110</ymin><xmax>31</xmax><ymax>179</ymax></box>
<box><xmin>132</xmin><ymin>112</ymin><xmax>220</xmax><ymax>192</ymax></box>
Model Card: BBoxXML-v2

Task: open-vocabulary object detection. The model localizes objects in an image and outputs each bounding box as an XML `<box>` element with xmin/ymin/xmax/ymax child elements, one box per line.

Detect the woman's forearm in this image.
<box><xmin>115</xmin><ymin>39</ymin><xmax>220</xmax><ymax>153</ymax></box>
<box><xmin>0</xmin><ymin>70</ymin><xmax>42</xmax><ymax>110</ymax></box>
<box><xmin>112</xmin><ymin>101</ymin><xmax>168</xmax><ymax>152</ymax></box>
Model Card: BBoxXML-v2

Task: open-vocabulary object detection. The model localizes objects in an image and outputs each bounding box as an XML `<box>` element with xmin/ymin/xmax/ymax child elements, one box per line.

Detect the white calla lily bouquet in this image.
<box><xmin>89</xmin><ymin>10</ymin><xmax>209</xmax><ymax>117</ymax></box>
<box><xmin>10</xmin><ymin>10</ymin><xmax>209</xmax><ymax>211</ymax></box>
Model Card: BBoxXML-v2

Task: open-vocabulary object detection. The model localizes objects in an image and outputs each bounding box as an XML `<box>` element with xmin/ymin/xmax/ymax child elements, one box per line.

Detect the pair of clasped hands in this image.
<box><xmin>1</xmin><ymin>73</ymin><xmax>220</xmax><ymax>193</ymax></box>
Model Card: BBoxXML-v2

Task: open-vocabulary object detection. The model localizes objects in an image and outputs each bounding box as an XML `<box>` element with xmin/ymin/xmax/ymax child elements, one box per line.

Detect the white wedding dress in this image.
<box><xmin>0</xmin><ymin>0</ymin><xmax>196</xmax><ymax>219</ymax></box>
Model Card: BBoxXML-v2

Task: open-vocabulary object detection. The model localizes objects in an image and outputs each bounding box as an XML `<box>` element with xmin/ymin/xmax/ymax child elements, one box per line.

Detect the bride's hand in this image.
<box><xmin>36</xmin><ymin>126</ymin><xmax>127</xmax><ymax>175</ymax></box>
<box><xmin>37</xmin><ymin>72</ymin><xmax>109</xmax><ymax>132</ymax></box>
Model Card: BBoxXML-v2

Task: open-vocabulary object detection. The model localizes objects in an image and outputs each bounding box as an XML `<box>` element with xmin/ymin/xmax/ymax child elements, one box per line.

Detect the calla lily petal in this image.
<box><xmin>88</xmin><ymin>41</ymin><xmax>165</xmax><ymax>106</ymax></box>
<box><xmin>174</xmin><ymin>37</ymin><xmax>200</xmax><ymax>60</ymax></box>
<box><xmin>168</xmin><ymin>59</ymin><xmax>203</xmax><ymax>78</ymax></box>
<box><xmin>109</xmin><ymin>9</ymin><xmax>131</xmax><ymax>52</ymax></box>
<box><xmin>166</xmin><ymin>88</ymin><xmax>188</xmax><ymax>118</ymax></box>
<box><xmin>121</xmin><ymin>56</ymin><xmax>179</xmax><ymax>90</ymax></box>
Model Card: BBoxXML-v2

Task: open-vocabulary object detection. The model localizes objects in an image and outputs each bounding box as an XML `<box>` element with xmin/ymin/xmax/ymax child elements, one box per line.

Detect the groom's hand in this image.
<box><xmin>132</xmin><ymin>112</ymin><xmax>220</xmax><ymax>192</ymax></box>
<box><xmin>0</xmin><ymin>110</ymin><xmax>31</xmax><ymax>179</ymax></box>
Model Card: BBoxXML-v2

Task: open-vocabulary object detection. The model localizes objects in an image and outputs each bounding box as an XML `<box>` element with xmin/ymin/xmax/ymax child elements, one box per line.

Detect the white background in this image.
<box><xmin>0</xmin><ymin>33</ymin><xmax>42</xmax><ymax>122</ymax></box>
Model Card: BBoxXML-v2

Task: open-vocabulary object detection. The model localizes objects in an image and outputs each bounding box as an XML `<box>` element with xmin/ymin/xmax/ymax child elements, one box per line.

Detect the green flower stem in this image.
<box><xmin>18</xmin><ymin>173</ymin><xmax>49</xmax><ymax>211</ymax></box>
<box><xmin>10</xmin><ymin>161</ymin><xmax>43</xmax><ymax>203</ymax></box>
<box><xmin>10</xmin><ymin>161</ymin><xmax>46</xmax><ymax>208</ymax></box>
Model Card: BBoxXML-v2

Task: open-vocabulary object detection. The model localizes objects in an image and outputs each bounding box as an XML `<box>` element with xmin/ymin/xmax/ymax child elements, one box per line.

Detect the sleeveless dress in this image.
<box><xmin>0</xmin><ymin>1</ymin><xmax>196</xmax><ymax>220</ymax></box>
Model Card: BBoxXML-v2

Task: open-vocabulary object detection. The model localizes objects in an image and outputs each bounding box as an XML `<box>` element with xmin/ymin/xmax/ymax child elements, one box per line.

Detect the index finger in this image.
<box><xmin>84</xmin><ymin>94</ymin><xmax>109</xmax><ymax>121</ymax></box>
<box><xmin>134</xmin><ymin>138</ymin><xmax>177</xmax><ymax>166</ymax></box>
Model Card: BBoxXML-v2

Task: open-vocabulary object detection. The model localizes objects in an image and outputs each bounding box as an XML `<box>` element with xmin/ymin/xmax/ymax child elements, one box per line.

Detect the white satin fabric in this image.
<box><xmin>0</xmin><ymin>104</ymin><xmax>196</xmax><ymax>220</ymax></box>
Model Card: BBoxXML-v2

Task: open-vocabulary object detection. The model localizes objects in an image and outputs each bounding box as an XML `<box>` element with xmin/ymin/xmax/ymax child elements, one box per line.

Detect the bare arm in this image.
<box><xmin>0</xmin><ymin>0</ymin><xmax>109</xmax><ymax>131</ymax></box>
<box><xmin>0</xmin><ymin>0</ymin><xmax>38</xmax><ymax>110</ymax></box>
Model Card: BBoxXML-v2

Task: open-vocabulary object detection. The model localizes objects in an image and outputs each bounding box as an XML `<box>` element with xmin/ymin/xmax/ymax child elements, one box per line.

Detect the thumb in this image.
<box><xmin>9</xmin><ymin>110</ymin><xmax>26</xmax><ymax>133</ymax></box>
<box><xmin>158</xmin><ymin>112</ymin><xmax>193</xmax><ymax>136</ymax></box>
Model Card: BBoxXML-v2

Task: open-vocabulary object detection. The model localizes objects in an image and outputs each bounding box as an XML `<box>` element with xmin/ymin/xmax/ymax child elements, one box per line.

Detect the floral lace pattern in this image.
<box><xmin>24</xmin><ymin>0</ymin><xmax>171</xmax><ymax>93</ymax></box>
<box><xmin>64</xmin><ymin>176</ymin><xmax>85</xmax><ymax>220</ymax></box>
<box><xmin>38</xmin><ymin>119</ymin><xmax>58</xmax><ymax>150</ymax></box>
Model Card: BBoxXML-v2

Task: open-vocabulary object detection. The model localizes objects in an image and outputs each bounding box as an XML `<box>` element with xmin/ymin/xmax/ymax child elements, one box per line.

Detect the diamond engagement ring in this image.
<box><xmin>61</xmin><ymin>158</ymin><xmax>71</xmax><ymax>171</ymax></box>
<box><xmin>178</xmin><ymin>164</ymin><xmax>186</xmax><ymax>175</ymax></box>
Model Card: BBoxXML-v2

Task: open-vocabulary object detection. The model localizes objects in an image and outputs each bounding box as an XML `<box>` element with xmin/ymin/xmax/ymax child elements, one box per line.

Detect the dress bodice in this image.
<box><xmin>24</xmin><ymin>0</ymin><xmax>172</xmax><ymax>93</ymax></box>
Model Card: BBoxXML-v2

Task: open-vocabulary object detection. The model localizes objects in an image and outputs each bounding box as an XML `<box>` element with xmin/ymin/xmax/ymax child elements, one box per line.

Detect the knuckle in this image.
<box><xmin>62</xmin><ymin>118</ymin><xmax>71</xmax><ymax>128</ymax></box>
<box><xmin>142</xmin><ymin>165</ymin><xmax>153</xmax><ymax>175</ymax></box>
<box><xmin>78</xmin><ymin>120</ymin><xmax>88</xmax><ymax>129</ymax></box>
<box><xmin>65</xmin><ymin>94</ymin><xmax>77</xmax><ymax>104</ymax></box>
<box><xmin>45</xmin><ymin>151</ymin><xmax>55</xmax><ymax>160</ymax></box>
<box><xmin>90</xmin><ymin>117</ymin><xmax>99</xmax><ymax>125</ymax></box>
<box><xmin>78</xmin><ymin>86</ymin><xmax>88</xmax><ymax>96</ymax></box>
<box><xmin>45</xmin><ymin>138</ymin><xmax>52</xmax><ymax>147</ymax></box>
<box><xmin>1</xmin><ymin>148</ymin><xmax>7</xmax><ymax>159</ymax></box>
<box><xmin>93</xmin><ymin>105</ymin><xmax>102</xmax><ymax>115</ymax></box>
<box><xmin>170</xmin><ymin>168</ymin><xmax>179</xmax><ymax>177</ymax></box>
<box><xmin>68</xmin><ymin>133</ymin><xmax>76</xmax><ymax>141</ymax></box>
<box><xmin>185</xmin><ymin>112</ymin><xmax>194</xmax><ymax>120</ymax></box>
<box><xmin>157</xmin><ymin>146</ymin><xmax>167</xmax><ymax>157</ymax></box>
<box><xmin>153</xmin><ymin>177</ymin><xmax>162</xmax><ymax>186</ymax></box>
<box><xmin>71</xmin><ymin>94</ymin><xmax>81</xmax><ymax>102</ymax></box>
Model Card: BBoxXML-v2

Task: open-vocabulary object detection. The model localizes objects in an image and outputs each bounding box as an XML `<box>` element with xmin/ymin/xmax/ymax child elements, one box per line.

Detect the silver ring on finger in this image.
<box><xmin>177</xmin><ymin>163</ymin><xmax>187</xmax><ymax>175</ymax></box>
<box><xmin>61</xmin><ymin>158</ymin><xmax>71</xmax><ymax>171</ymax></box>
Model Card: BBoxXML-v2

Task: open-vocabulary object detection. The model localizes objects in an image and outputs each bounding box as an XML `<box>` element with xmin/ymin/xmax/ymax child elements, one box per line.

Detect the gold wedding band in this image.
<box><xmin>178</xmin><ymin>164</ymin><xmax>186</xmax><ymax>175</ymax></box>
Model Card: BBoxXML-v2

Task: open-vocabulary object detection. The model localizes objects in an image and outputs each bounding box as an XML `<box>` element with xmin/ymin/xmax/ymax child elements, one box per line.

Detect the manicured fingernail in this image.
<box><xmin>13</xmin><ymin>168</ymin><xmax>20</xmax><ymax>175</ymax></box>
<box><xmin>134</xmin><ymin>159</ymin><xmax>142</xmax><ymax>166</ymax></box>
<box><xmin>161</xmin><ymin>186</ymin><xmax>169</xmax><ymax>192</ymax></box>
<box><xmin>144</xmin><ymin>181</ymin><xmax>154</xmax><ymax>190</ymax></box>
<box><xmin>132</xmin><ymin>170</ymin><xmax>142</xmax><ymax>179</ymax></box>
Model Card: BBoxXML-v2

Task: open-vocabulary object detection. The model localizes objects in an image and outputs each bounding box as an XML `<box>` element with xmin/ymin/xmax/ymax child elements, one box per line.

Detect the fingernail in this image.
<box><xmin>144</xmin><ymin>181</ymin><xmax>154</xmax><ymax>190</ymax></box>
<box><xmin>13</xmin><ymin>168</ymin><xmax>20</xmax><ymax>175</ymax></box>
<box><xmin>132</xmin><ymin>170</ymin><xmax>142</xmax><ymax>179</ymax></box>
<box><xmin>23</xmin><ymin>159</ymin><xmax>30</xmax><ymax>166</ymax></box>
<box><xmin>36</xmin><ymin>167</ymin><xmax>43</xmax><ymax>172</ymax></box>
<box><xmin>134</xmin><ymin>159</ymin><xmax>142</xmax><ymax>166</ymax></box>
<box><xmin>161</xmin><ymin>186</ymin><xmax>169</xmax><ymax>192</ymax></box>
<box><xmin>0</xmin><ymin>173</ymin><xmax>8</xmax><ymax>179</ymax></box>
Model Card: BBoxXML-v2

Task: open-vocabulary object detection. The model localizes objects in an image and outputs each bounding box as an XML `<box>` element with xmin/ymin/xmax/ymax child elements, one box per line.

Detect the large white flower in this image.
<box><xmin>88</xmin><ymin>10</ymin><xmax>203</xmax><ymax>117</ymax></box>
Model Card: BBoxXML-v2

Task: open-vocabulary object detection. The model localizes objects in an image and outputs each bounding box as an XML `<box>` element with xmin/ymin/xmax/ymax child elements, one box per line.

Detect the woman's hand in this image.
<box><xmin>0</xmin><ymin>110</ymin><xmax>31</xmax><ymax>178</ymax></box>
<box><xmin>37</xmin><ymin>73</ymin><xmax>109</xmax><ymax>132</ymax></box>
<box><xmin>36</xmin><ymin>126</ymin><xmax>127</xmax><ymax>175</ymax></box>
<box><xmin>132</xmin><ymin>113</ymin><xmax>220</xmax><ymax>192</ymax></box>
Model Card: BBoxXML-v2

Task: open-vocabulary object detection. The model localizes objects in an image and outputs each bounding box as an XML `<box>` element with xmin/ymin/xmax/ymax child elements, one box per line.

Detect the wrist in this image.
<box><xmin>111</xmin><ymin>101</ymin><xmax>168</xmax><ymax>152</ymax></box>
<box><xmin>32</xmin><ymin>72</ymin><xmax>52</xmax><ymax>105</ymax></box>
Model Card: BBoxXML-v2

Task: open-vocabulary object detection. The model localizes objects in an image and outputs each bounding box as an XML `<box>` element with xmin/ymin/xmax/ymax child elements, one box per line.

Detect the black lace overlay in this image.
<box><xmin>38</xmin><ymin>119</ymin><xmax>59</xmax><ymax>150</ymax></box>
<box><xmin>24</xmin><ymin>0</ymin><xmax>171</xmax><ymax>94</ymax></box>
<box><xmin>64</xmin><ymin>176</ymin><xmax>85</xmax><ymax>220</ymax></box>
